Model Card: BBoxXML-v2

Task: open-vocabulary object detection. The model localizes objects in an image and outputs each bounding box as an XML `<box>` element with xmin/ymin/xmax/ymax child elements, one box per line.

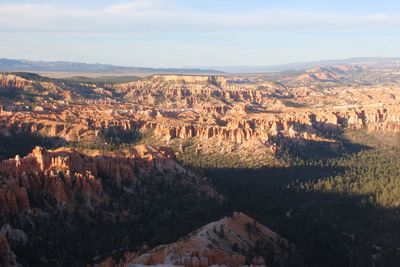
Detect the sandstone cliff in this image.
<box><xmin>0</xmin><ymin>145</ymin><xmax>217</xmax><ymax>215</ymax></box>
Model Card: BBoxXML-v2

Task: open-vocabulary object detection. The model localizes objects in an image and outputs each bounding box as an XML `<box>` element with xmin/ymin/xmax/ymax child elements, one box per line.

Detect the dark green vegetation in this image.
<box><xmin>282</xmin><ymin>100</ymin><xmax>309</xmax><ymax>108</ymax></box>
<box><xmin>5</xmin><ymin>72</ymin><xmax>140</xmax><ymax>85</ymax></box>
<box><xmin>6</xmin><ymin>72</ymin><xmax>54</xmax><ymax>82</ymax></box>
<box><xmin>2</xmin><ymin>172</ymin><xmax>224</xmax><ymax>266</ymax></box>
<box><xmin>205</xmin><ymin>130</ymin><xmax>400</xmax><ymax>267</ymax></box>
<box><xmin>116</xmin><ymin>128</ymin><xmax>400</xmax><ymax>266</ymax></box>
<box><xmin>0</xmin><ymin>127</ymin><xmax>152</xmax><ymax>161</ymax></box>
<box><xmin>61</xmin><ymin>75</ymin><xmax>140</xmax><ymax>84</ymax></box>
<box><xmin>0</xmin><ymin>132</ymin><xmax>65</xmax><ymax>160</ymax></box>
<box><xmin>0</xmin><ymin>128</ymin><xmax>147</xmax><ymax>160</ymax></box>
<box><xmin>67</xmin><ymin>129</ymin><xmax>154</xmax><ymax>153</ymax></box>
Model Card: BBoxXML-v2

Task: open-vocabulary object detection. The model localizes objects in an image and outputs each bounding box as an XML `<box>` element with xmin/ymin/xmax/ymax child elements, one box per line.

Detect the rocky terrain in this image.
<box><xmin>0</xmin><ymin>65</ymin><xmax>400</xmax><ymax>266</ymax></box>
<box><xmin>0</xmin><ymin>145</ymin><xmax>218</xmax><ymax>214</ymax></box>
<box><xmin>97</xmin><ymin>212</ymin><xmax>292</xmax><ymax>267</ymax></box>
<box><xmin>1</xmin><ymin>71</ymin><xmax>399</xmax><ymax>166</ymax></box>
<box><xmin>0</xmin><ymin>145</ymin><xmax>222</xmax><ymax>266</ymax></box>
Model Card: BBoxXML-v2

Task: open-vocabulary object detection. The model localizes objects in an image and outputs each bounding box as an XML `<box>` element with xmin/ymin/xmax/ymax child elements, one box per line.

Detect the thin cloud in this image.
<box><xmin>0</xmin><ymin>1</ymin><xmax>400</xmax><ymax>33</ymax></box>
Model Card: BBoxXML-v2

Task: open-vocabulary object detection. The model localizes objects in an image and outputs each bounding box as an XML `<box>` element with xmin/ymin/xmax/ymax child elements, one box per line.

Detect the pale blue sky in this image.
<box><xmin>0</xmin><ymin>0</ymin><xmax>399</xmax><ymax>67</ymax></box>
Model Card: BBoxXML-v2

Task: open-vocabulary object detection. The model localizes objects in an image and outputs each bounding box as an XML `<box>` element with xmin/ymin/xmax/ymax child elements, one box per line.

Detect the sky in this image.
<box><xmin>0</xmin><ymin>0</ymin><xmax>400</xmax><ymax>67</ymax></box>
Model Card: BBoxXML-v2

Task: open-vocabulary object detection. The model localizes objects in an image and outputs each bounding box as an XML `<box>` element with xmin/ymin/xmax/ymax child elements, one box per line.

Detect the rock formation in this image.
<box><xmin>1</xmin><ymin>73</ymin><xmax>399</xmax><ymax>167</ymax></box>
<box><xmin>97</xmin><ymin>212</ymin><xmax>292</xmax><ymax>267</ymax></box>
<box><xmin>1</xmin><ymin>70</ymin><xmax>400</xmax><ymax>265</ymax></box>
<box><xmin>0</xmin><ymin>145</ymin><xmax>217</xmax><ymax>214</ymax></box>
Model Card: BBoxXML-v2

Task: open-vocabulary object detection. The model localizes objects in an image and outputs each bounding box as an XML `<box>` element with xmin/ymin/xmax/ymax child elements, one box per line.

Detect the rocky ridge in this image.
<box><xmin>0</xmin><ymin>145</ymin><xmax>217</xmax><ymax>214</ymax></box>
<box><xmin>97</xmin><ymin>212</ymin><xmax>292</xmax><ymax>267</ymax></box>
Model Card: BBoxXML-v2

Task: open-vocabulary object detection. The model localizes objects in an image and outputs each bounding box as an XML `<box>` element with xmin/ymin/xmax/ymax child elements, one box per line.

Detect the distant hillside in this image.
<box><xmin>3</xmin><ymin>57</ymin><xmax>400</xmax><ymax>75</ymax></box>
<box><xmin>213</xmin><ymin>57</ymin><xmax>400</xmax><ymax>73</ymax></box>
<box><xmin>0</xmin><ymin>58</ymin><xmax>224</xmax><ymax>75</ymax></box>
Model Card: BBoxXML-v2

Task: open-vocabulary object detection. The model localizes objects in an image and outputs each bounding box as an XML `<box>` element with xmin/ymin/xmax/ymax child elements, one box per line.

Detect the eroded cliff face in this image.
<box><xmin>117</xmin><ymin>75</ymin><xmax>286</xmax><ymax>108</ymax></box>
<box><xmin>0</xmin><ymin>73</ymin><xmax>116</xmax><ymax>105</ymax></box>
<box><xmin>149</xmin><ymin>104</ymin><xmax>400</xmax><ymax>167</ymax></box>
<box><xmin>0</xmin><ymin>145</ymin><xmax>217</xmax><ymax>215</ymax></box>
<box><xmin>0</xmin><ymin>74</ymin><xmax>32</xmax><ymax>90</ymax></box>
<box><xmin>115</xmin><ymin>75</ymin><xmax>400</xmax><ymax>167</ymax></box>
<box><xmin>1</xmin><ymin>74</ymin><xmax>400</xmax><ymax>168</ymax></box>
<box><xmin>0</xmin><ymin>143</ymin><xmax>223</xmax><ymax>265</ymax></box>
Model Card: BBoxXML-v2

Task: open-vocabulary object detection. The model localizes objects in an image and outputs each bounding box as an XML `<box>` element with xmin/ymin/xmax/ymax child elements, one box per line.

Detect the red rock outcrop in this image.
<box><xmin>0</xmin><ymin>74</ymin><xmax>32</xmax><ymax>90</ymax></box>
<box><xmin>97</xmin><ymin>212</ymin><xmax>291</xmax><ymax>267</ymax></box>
<box><xmin>0</xmin><ymin>145</ymin><xmax>214</xmax><ymax>214</ymax></box>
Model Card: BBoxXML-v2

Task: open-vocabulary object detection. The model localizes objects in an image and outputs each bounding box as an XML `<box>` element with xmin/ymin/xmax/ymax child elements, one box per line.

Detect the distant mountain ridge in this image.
<box><xmin>2</xmin><ymin>57</ymin><xmax>400</xmax><ymax>75</ymax></box>
<box><xmin>0</xmin><ymin>58</ymin><xmax>224</xmax><ymax>75</ymax></box>
<box><xmin>211</xmin><ymin>57</ymin><xmax>400</xmax><ymax>73</ymax></box>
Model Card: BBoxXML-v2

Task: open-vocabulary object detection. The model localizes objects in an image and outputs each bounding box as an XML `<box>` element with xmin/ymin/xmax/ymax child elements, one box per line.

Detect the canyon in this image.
<box><xmin>1</xmin><ymin>72</ymin><xmax>399</xmax><ymax>166</ymax></box>
<box><xmin>0</xmin><ymin>63</ymin><xmax>400</xmax><ymax>266</ymax></box>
